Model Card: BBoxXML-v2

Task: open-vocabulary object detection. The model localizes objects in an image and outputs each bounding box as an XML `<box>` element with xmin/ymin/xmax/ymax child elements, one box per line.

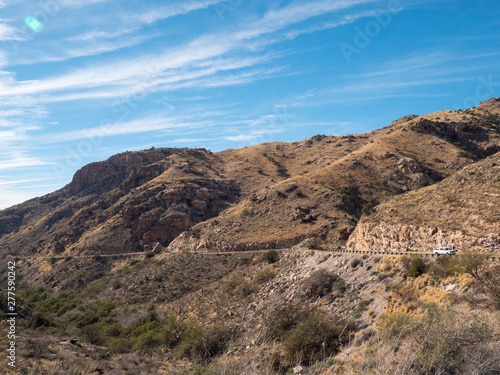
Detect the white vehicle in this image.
<box><xmin>433</xmin><ymin>247</ymin><xmax>456</xmax><ymax>256</ymax></box>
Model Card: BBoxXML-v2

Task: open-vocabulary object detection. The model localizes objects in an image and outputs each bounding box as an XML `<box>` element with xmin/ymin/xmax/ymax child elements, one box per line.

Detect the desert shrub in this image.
<box><xmin>264</xmin><ymin>304</ymin><xmax>307</xmax><ymax>340</ymax></box>
<box><xmin>457</xmin><ymin>253</ymin><xmax>500</xmax><ymax>310</ymax></box>
<box><xmin>361</xmin><ymin>202</ymin><xmax>375</xmax><ymax>216</ymax></box>
<box><xmin>68</xmin><ymin>301</ymin><xmax>117</xmax><ymax>328</ymax></box>
<box><xmin>134</xmin><ymin>329</ymin><xmax>163</xmax><ymax>353</ymax></box>
<box><xmin>180</xmin><ymin>324</ymin><xmax>234</xmax><ymax>363</ymax></box>
<box><xmin>222</xmin><ymin>278</ymin><xmax>244</xmax><ymax>293</ymax></box>
<box><xmin>130</xmin><ymin>259</ymin><xmax>140</xmax><ymax>266</ymax></box>
<box><xmin>301</xmin><ymin>269</ymin><xmax>343</xmax><ymax>298</ymax></box>
<box><xmin>377</xmin><ymin>272</ymin><xmax>388</xmax><ymax>281</ymax></box>
<box><xmin>428</xmin><ymin>255</ymin><xmax>459</xmax><ymax>279</ymax></box>
<box><xmin>254</xmin><ymin>268</ymin><xmax>276</xmax><ymax>283</ymax></box>
<box><xmin>283</xmin><ymin>313</ymin><xmax>355</xmax><ymax>366</ymax></box>
<box><xmin>238</xmin><ymin>281</ymin><xmax>257</xmax><ymax>297</ymax></box>
<box><xmin>353</xmin><ymin>299</ymin><xmax>373</xmax><ymax>319</ymax></box>
<box><xmin>237</xmin><ymin>254</ymin><xmax>252</xmax><ymax>265</ymax></box>
<box><xmin>162</xmin><ymin>315</ymin><xmax>188</xmax><ymax>348</ymax></box>
<box><xmin>104</xmin><ymin>322</ymin><xmax>122</xmax><ymax>337</ymax></box>
<box><xmin>264</xmin><ymin>249</ymin><xmax>280</xmax><ymax>264</ymax></box>
<box><xmin>23</xmin><ymin>336</ymin><xmax>54</xmax><ymax>358</ymax></box>
<box><xmin>350</xmin><ymin>258</ymin><xmax>362</xmax><ymax>268</ymax></box>
<box><xmin>409</xmin><ymin>256</ymin><xmax>427</xmax><ymax>277</ymax></box>
<box><xmin>107</xmin><ymin>337</ymin><xmax>132</xmax><ymax>354</ymax></box>
<box><xmin>144</xmin><ymin>251</ymin><xmax>154</xmax><ymax>259</ymax></box>
<box><xmin>377</xmin><ymin>312</ymin><xmax>414</xmax><ymax>340</ymax></box>
<box><xmin>81</xmin><ymin>323</ymin><xmax>105</xmax><ymax>345</ymax></box>
<box><xmin>412</xmin><ymin>308</ymin><xmax>499</xmax><ymax>374</ymax></box>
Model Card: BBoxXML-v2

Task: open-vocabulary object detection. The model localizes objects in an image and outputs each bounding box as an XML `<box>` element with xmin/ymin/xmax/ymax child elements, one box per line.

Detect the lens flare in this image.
<box><xmin>25</xmin><ymin>16</ymin><xmax>44</xmax><ymax>32</ymax></box>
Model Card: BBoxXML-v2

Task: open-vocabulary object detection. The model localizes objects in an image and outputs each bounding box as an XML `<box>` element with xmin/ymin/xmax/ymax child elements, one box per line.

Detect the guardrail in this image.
<box><xmin>327</xmin><ymin>247</ymin><xmax>500</xmax><ymax>261</ymax></box>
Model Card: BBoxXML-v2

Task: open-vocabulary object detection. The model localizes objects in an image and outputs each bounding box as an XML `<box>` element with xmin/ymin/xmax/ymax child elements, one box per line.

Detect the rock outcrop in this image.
<box><xmin>348</xmin><ymin>152</ymin><xmax>500</xmax><ymax>253</ymax></box>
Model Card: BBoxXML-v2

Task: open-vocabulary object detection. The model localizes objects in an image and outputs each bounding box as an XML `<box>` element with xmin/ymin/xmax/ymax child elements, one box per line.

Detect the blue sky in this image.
<box><xmin>0</xmin><ymin>0</ymin><xmax>499</xmax><ymax>209</ymax></box>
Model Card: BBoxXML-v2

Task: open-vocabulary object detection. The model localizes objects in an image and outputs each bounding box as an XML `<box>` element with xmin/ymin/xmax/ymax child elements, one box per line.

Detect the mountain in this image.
<box><xmin>1</xmin><ymin>99</ymin><xmax>500</xmax><ymax>260</ymax></box>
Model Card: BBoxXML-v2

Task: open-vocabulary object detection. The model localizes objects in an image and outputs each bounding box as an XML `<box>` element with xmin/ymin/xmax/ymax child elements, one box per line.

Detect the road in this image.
<box><xmin>27</xmin><ymin>246</ymin><xmax>499</xmax><ymax>262</ymax></box>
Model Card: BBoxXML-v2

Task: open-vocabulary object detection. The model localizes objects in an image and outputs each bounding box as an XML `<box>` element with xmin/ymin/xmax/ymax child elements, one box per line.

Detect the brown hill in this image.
<box><xmin>0</xmin><ymin>148</ymin><xmax>240</xmax><ymax>257</ymax></box>
<box><xmin>1</xmin><ymin>98</ymin><xmax>500</xmax><ymax>259</ymax></box>
<box><xmin>169</xmin><ymin>99</ymin><xmax>500</xmax><ymax>251</ymax></box>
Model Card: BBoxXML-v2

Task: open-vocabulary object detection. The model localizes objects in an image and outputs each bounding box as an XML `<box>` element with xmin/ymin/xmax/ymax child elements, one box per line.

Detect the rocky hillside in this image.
<box><xmin>1</xmin><ymin>98</ymin><xmax>500</xmax><ymax>259</ymax></box>
<box><xmin>169</xmin><ymin>99</ymin><xmax>500</xmax><ymax>252</ymax></box>
<box><xmin>0</xmin><ymin>148</ymin><xmax>240</xmax><ymax>256</ymax></box>
<box><xmin>348</xmin><ymin>151</ymin><xmax>500</xmax><ymax>253</ymax></box>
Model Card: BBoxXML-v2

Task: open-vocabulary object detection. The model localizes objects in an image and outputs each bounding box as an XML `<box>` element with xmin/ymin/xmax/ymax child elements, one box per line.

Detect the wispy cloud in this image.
<box><xmin>41</xmin><ymin>116</ymin><xmax>210</xmax><ymax>143</ymax></box>
<box><xmin>0</xmin><ymin>22</ymin><xmax>23</xmax><ymax>41</ymax></box>
<box><xmin>1</xmin><ymin>0</ymin><xmax>377</xmax><ymax>104</ymax></box>
<box><xmin>58</xmin><ymin>0</ymin><xmax>115</xmax><ymax>8</ymax></box>
<box><xmin>124</xmin><ymin>0</ymin><xmax>223</xmax><ymax>25</ymax></box>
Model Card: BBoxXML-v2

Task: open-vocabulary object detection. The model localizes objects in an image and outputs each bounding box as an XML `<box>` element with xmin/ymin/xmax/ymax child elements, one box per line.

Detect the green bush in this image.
<box><xmin>264</xmin><ymin>304</ymin><xmax>305</xmax><ymax>340</ymax></box>
<box><xmin>361</xmin><ymin>202</ymin><xmax>375</xmax><ymax>216</ymax></box>
<box><xmin>180</xmin><ymin>324</ymin><xmax>234</xmax><ymax>363</ymax></box>
<box><xmin>283</xmin><ymin>313</ymin><xmax>354</xmax><ymax>366</ymax></box>
<box><xmin>264</xmin><ymin>249</ymin><xmax>280</xmax><ymax>264</ymax></box>
<box><xmin>134</xmin><ymin>329</ymin><xmax>163</xmax><ymax>353</ymax></box>
<box><xmin>107</xmin><ymin>337</ymin><xmax>132</xmax><ymax>354</ymax></box>
<box><xmin>409</xmin><ymin>256</ymin><xmax>427</xmax><ymax>277</ymax></box>
<box><xmin>80</xmin><ymin>323</ymin><xmax>105</xmax><ymax>345</ymax></box>
<box><xmin>162</xmin><ymin>315</ymin><xmax>188</xmax><ymax>348</ymax></box>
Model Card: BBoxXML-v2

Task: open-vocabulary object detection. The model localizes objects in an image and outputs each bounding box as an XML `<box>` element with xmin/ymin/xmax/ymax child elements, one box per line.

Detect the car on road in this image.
<box><xmin>433</xmin><ymin>247</ymin><xmax>456</xmax><ymax>256</ymax></box>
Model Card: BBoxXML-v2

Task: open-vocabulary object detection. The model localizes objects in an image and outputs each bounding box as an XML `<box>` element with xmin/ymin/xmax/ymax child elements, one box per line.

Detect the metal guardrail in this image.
<box><xmin>327</xmin><ymin>247</ymin><xmax>500</xmax><ymax>261</ymax></box>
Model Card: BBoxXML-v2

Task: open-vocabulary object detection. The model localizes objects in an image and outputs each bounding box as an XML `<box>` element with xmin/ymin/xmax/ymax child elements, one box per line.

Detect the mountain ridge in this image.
<box><xmin>1</xmin><ymin>98</ymin><xmax>500</xmax><ymax>260</ymax></box>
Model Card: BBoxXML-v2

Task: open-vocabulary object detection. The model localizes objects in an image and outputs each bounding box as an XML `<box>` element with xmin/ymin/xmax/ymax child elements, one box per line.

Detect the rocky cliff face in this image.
<box><xmin>348</xmin><ymin>152</ymin><xmax>500</xmax><ymax>253</ymax></box>
<box><xmin>348</xmin><ymin>222</ymin><xmax>499</xmax><ymax>253</ymax></box>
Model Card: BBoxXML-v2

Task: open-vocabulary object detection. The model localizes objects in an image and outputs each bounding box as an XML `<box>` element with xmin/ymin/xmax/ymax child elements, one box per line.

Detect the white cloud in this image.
<box><xmin>0</xmin><ymin>22</ymin><xmax>23</xmax><ymax>41</ymax></box>
<box><xmin>57</xmin><ymin>0</ymin><xmax>114</xmax><ymax>8</ymax></box>
<box><xmin>124</xmin><ymin>0</ymin><xmax>223</xmax><ymax>25</ymax></box>
<box><xmin>41</xmin><ymin>116</ymin><xmax>210</xmax><ymax>143</ymax></box>
<box><xmin>0</xmin><ymin>153</ymin><xmax>49</xmax><ymax>170</ymax></box>
<box><xmin>15</xmin><ymin>33</ymin><xmax>157</xmax><ymax>65</ymax></box>
<box><xmin>0</xmin><ymin>0</ymin><xmax>375</xmax><ymax>103</ymax></box>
